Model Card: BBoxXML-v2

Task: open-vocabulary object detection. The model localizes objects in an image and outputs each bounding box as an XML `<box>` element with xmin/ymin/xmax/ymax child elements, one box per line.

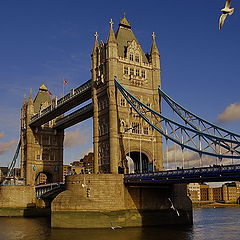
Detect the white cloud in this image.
<box><xmin>218</xmin><ymin>103</ymin><xmax>240</xmax><ymax>123</ymax></box>
<box><xmin>0</xmin><ymin>132</ymin><xmax>5</xmax><ymax>139</ymax></box>
<box><xmin>64</xmin><ymin>129</ymin><xmax>91</xmax><ymax>148</ymax></box>
<box><xmin>0</xmin><ymin>139</ymin><xmax>18</xmax><ymax>155</ymax></box>
<box><xmin>80</xmin><ymin>147</ymin><xmax>93</xmax><ymax>158</ymax></box>
<box><xmin>164</xmin><ymin>144</ymin><xmax>231</xmax><ymax>169</ymax></box>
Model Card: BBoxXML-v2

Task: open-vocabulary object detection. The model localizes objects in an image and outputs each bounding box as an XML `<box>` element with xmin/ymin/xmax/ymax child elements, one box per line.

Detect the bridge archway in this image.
<box><xmin>126</xmin><ymin>152</ymin><xmax>152</xmax><ymax>173</ymax></box>
<box><xmin>35</xmin><ymin>171</ymin><xmax>53</xmax><ymax>185</ymax></box>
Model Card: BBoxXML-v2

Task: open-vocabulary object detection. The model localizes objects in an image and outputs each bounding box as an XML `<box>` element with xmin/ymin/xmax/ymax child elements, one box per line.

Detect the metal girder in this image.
<box><xmin>115</xmin><ymin>78</ymin><xmax>240</xmax><ymax>160</ymax></box>
<box><xmin>6</xmin><ymin>140</ymin><xmax>21</xmax><ymax>178</ymax></box>
<box><xmin>158</xmin><ymin>88</ymin><xmax>240</xmax><ymax>156</ymax></box>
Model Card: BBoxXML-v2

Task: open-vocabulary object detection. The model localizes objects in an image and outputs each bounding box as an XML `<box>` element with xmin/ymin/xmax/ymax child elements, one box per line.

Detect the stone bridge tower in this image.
<box><xmin>92</xmin><ymin>16</ymin><xmax>163</xmax><ymax>174</ymax></box>
<box><xmin>20</xmin><ymin>85</ymin><xmax>64</xmax><ymax>186</ymax></box>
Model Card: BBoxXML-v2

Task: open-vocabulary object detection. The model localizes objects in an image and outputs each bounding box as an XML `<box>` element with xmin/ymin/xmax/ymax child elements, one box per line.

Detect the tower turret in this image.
<box><xmin>91</xmin><ymin>16</ymin><xmax>163</xmax><ymax>174</ymax></box>
<box><xmin>106</xmin><ymin>19</ymin><xmax>118</xmax><ymax>60</ymax></box>
<box><xmin>150</xmin><ymin>32</ymin><xmax>160</xmax><ymax>69</ymax></box>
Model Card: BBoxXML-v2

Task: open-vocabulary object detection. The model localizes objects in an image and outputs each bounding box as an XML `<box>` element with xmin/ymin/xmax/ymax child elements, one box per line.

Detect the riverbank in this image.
<box><xmin>193</xmin><ymin>202</ymin><xmax>240</xmax><ymax>208</ymax></box>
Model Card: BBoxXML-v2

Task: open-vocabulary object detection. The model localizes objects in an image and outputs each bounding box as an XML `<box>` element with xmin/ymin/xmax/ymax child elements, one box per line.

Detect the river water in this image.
<box><xmin>0</xmin><ymin>208</ymin><xmax>240</xmax><ymax>240</ymax></box>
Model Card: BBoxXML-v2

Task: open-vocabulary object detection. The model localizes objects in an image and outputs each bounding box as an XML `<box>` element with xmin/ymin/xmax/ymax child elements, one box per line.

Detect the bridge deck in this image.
<box><xmin>124</xmin><ymin>164</ymin><xmax>240</xmax><ymax>185</ymax></box>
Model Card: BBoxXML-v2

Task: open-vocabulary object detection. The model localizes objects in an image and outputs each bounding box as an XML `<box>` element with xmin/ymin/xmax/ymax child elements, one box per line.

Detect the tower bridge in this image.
<box><xmin>2</xmin><ymin>16</ymin><xmax>240</xmax><ymax>228</ymax></box>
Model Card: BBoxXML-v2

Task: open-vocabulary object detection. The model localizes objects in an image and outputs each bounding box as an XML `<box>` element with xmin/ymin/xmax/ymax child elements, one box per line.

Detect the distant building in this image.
<box><xmin>63</xmin><ymin>165</ymin><xmax>72</xmax><ymax>178</ymax></box>
<box><xmin>222</xmin><ymin>182</ymin><xmax>240</xmax><ymax>203</ymax></box>
<box><xmin>199</xmin><ymin>184</ymin><xmax>212</xmax><ymax>201</ymax></box>
<box><xmin>188</xmin><ymin>183</ymin><xmax>201</xmax><ymax>202</ymax></box>
<box><xmin>212</xmin><ymin>187</ymin><xmax>223</xmax><ymax>202</ymax></box>
<box><xmin>188</xmin><ymin>182</ymin><xmax>240</xmax><ymax>204</ymax></box>
<box><xmin>35</xmin><ymin>173</ymin><xmax>47</xmax><ymax>185</ymax></box>
<box><xmin>82</xmin><ymin>152</ymin><xmax>94</xmax><ymax>174</ymax></box>
<box><xmin>63</xmin><ymin>153</ymin><xmax>94</xmax><ymax>181</ymax></box>
<box><xmin>0</xmin><ymin>167</ymin><xmax>8</xmax><ymax>183</ymax></box>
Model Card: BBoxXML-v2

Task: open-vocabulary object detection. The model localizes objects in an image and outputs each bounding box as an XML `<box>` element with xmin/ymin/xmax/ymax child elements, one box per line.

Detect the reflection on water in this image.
<box><xmin>0</xmin><ymin>208</ymin><xmax>240</xmax><ymax>240</ymax></box>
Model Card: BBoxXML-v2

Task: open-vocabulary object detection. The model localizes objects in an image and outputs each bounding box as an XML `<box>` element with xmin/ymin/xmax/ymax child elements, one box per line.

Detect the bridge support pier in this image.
<box><xmin>0</xmin><ymin>185</ymin><xmax>50</xmax><ymax>217</ymax></box>
<box><xmin>51</xmin><ymin>174</ymin><xmax>192</xmax><ymax>228</ymax></box>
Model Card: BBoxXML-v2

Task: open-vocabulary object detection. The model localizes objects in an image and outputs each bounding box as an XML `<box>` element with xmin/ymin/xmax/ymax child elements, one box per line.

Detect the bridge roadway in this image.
<box><xmin>124</xmin><ymin>164</ymin><xmax>240</xmax><ymax>185</ymax></box>
<box><xmin>29</xmin><ymin>79</ymin><xmax>92</xmax><ymax>128</ymax></box>
<box><xmin>35</xmin><ymin>164</ymin><xmax>240</xmax><ymax>198</ymax></box>
<box><xmin>54</xmin><ymin>103</ymin><xmax>93</xmax><ymax>129</ymax></box>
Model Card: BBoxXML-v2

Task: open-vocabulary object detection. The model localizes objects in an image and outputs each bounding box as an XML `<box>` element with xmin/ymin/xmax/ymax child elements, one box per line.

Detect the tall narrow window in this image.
<box><xmin>141</xmin><ymin>70</ymin><xmax>146</xmax><ymax>78</ymax></box>
<box><xmin>130</xmin><ymin>68</ymin><xmax>134</xmax><ymax>75</ymax></box>
<box><xmin>136</xmin><ymin>69</ymin><xmax>140</xmax><ymax>76</ymax></box>
<box><xmin>135</xmin><ymin>55</ymin><xmax>139</xmax><ymax>62</ymax></box>
<box><xmin>143</xmin><ymin>127</ymin><xmax>149</xmax><ymax>135</ymax></box>
<box><xmin>124</xmin><ymin>66</ymin><xmax>128</xmax><ymax>75</ymax></box>
<box><xmin>132</xmin><ymin>122</ymin><xmax>141</xmax><ymax>134</ymax></box>
<box><xmin>130</xmin><ymin>54</ymin><xmax>134</xmax><ymax>61</ymax></box>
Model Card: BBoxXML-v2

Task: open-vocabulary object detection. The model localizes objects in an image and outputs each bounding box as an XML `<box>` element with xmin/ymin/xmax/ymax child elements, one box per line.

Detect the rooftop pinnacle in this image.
<box><xmin>150</xmin><ymin>32</ymin><xmax>159</xmax><ymax>55</ymax></box>
<box><xmin>119</xmin><ymin>15</ymin><xmax>131</xmax><ymax>28</ymax></box>
<box><xmin>107</xmin><ymin>18</ymin><xmax>117</xmax><ymax>43</ymax></box>
<box><xmin>39</xmin><ymin>84</ymin><xmax>48</xmax><ymax>91</ymax></box>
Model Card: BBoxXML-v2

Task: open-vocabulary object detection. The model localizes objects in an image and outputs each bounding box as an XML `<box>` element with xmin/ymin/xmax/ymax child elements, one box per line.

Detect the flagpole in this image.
<box><xmin>62</xmin><ymin>79</ymin><xmax>69</xmax><ymax>97</ymax></box>
<box><xmin>62</xmin><ymin>78</ymin><xmax>64</xmax><ymax>97</ymax></box>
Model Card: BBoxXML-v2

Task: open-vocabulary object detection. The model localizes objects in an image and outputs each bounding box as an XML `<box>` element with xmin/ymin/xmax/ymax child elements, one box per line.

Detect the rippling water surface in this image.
<box><xmin>0</xmin><ymin>208</ymin><xmax>240</xmax><ymax>240</ymax></box>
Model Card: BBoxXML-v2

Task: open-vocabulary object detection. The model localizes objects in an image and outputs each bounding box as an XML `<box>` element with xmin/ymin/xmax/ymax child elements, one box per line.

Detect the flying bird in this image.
<box><xmin>110</xmin><ymin>222</ymin><xmax>122</xmax><ymax>230</ymax></box>
<box><xmin>219</xmin><ymin>0</ymin><xmax>234</xmax><ymax>30</ymax></box>
<box><xmin>168</xmin><ymin>198</ymin><xmax>180</xmax><ymax>217</ymax></box>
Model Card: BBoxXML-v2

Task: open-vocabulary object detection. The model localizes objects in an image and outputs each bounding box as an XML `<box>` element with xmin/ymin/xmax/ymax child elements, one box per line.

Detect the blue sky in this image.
<box><xmin>1</xmin><ymin>0</ymin><xmax>240</xmax><ymax>168</ymax></box>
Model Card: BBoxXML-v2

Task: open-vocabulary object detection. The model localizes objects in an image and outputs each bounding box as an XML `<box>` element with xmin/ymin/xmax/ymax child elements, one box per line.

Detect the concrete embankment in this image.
<box><xmin>51</xmin><ymin>174</ymin><xmax>193</xmax><ymax>228</ymax></box>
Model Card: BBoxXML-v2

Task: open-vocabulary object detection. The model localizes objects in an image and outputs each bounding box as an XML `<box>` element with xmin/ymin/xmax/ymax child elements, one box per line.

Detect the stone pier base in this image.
<box><xmin>51</xmin><ymin>174</ymin><xmax>192</xmax><ymax>228</ymax></box>
<box><xmin>0</xmin><ymin>185</ymin><xmax>49</xmax><ymax>217</ymax></box>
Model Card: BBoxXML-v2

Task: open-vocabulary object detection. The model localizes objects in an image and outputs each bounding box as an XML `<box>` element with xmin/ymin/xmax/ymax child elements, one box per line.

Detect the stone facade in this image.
<box><xmin>0</xmin><ymin>186</ymin><xmax>35</xmax><ymax>208</ymax></box>
<box><xmin>92</xmin><ymin>16</ymin><xmax>163</xmax><ymax>174</ymax></box>
<box><xmin>20</xmin><ymin>85</ymin><xmax>64</xmax><ymax>186</ymax></box>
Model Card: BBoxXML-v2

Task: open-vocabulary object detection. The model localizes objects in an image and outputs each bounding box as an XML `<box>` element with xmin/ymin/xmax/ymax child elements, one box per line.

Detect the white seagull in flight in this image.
<box><xmin>168</xmin><ymin>198</ymin><xmax>180</xmax><ymax>217</ymax></box>
<box><xmin>219</xmin><ymin>0</ymin><xmax>234</xmax><ymax>30</ymax></box>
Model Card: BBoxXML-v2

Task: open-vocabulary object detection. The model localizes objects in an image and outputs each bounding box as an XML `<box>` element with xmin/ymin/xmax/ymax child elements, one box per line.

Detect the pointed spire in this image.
<box><xmin>92</xmin><ymin>32</ymin><xmax>99</xmax><ymax>54</ymax></box>
<box><xmin>28</xmin><ymin>88</ymin><xmax>33</xmax><ymax>106</ymax></box>
<box><xmin>39</xmin><ymin>84</ymin><xmax>48</xmax><ymax>91</ymax></box>
<box><xmin>22</xmin><ymin>94</ymin><xmax>27</xmax><ymax>108</ymax></box>
<box><xmin>29</xmin><ymin>88</ymin><xmax>33</xmax><ymax>100</ymax></box>
<box><xmin>107</xmin><ymin>19</ymin><xmax>117</xmax><ymax>43</ymax></box>
<box><xmin>119</xmin><ymin>14</ymin><xmax>131</xmax><ymax>29</ymax></box>
<box><xmin>23</xmin><ymin>94</ymin><xmax>27</xmax><ymax>103</ymax></box>
<box><xmin>94</xmin><ymin>32</ymin><xmax>99</xmax><ymax>43</ymax></box>
<box><xmin>150</xmin><ymin>32</ymin><xmax>159</xmax><ymax>55</ymax></box>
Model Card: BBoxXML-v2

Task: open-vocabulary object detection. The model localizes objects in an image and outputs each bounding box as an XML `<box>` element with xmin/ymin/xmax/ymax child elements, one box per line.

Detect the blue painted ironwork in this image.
<box><xmin>159</xmin><ymin>88</ymin><xmax>240</xmax><ymax>156</ymax></box>
<box><xmin>115</xmin><ymin>77</ymin><xmax>240</xmax><ymax>160</ymax></box>
<box><xmin>124</xmin><ymin>164</ymin><xmax>240</xmax><ymax>185</ymax></box>
<box><xmin>6</xmin><ymin>140</ymin><xmax>21</xmax><ymax>178</ymax></box>
<box><xmin>35</xmin><ymin>182</ymin><xmax>65</xmax><ymax>198</ymax></box>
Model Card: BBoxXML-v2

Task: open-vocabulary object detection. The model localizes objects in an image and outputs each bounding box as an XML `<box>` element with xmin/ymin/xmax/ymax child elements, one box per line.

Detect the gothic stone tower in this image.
<box><xmin>21</xmin><ymin>85</ymin><xmax>64</xmax><ymax>186</ymax></box>
<box><xmin>92</xmin><ymin>17</ymin><xmax>163</xmax><ymax>174</ymax></box>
